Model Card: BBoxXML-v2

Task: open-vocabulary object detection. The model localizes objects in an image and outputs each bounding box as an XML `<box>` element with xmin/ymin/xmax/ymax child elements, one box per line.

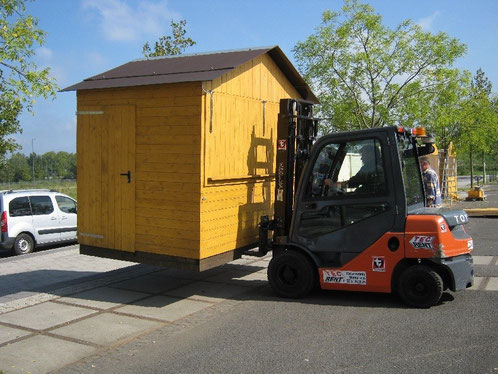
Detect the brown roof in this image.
<box><xmin>62</xmin><ymin>46</ymin><xmax>318</xmax><ymax>103</ymax></box>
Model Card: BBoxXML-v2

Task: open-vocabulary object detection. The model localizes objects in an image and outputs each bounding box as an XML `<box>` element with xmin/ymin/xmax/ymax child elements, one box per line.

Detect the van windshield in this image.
<box><xmin>397</xmin><ymin>136</ymin><xmax>424</xmax><ymax>209</ymax></box>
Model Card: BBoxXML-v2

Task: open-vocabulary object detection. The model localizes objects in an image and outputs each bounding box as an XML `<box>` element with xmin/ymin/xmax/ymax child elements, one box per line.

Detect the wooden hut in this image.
<box><xmin>63</xmin><ymin>46</ymin><xmax>317</xmax><ymax>271</ymax></box>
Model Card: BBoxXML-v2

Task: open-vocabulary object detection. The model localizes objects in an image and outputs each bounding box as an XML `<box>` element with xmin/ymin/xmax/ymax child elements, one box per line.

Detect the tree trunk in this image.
<box><xmin>470</xmin><ymin>145</ymin><xmax>474</xmax><ymax>188</ymax></box>
<box><xmin>482</xmin><ymin>151</ymin><xmax>486</xmax><ymax>184</ymax></box>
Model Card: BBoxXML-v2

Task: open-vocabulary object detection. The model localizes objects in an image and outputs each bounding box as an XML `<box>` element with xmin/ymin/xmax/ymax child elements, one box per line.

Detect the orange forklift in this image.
<box><xmin>259</xmin><ymin>99</ymin><xmax>474</xmax><ymax>308</ymax></box>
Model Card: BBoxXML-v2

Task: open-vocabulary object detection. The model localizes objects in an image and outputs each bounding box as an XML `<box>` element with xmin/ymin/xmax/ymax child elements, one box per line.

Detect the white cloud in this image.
<box><xmin>82</xmin><ymin>0</ymin><xmax>180</xmax><ymax>42</ymax></box>
<box><xmin>87</xmin><ymin>51</ymin><xmax>108</xmax><ymax>69</ymax></box>
<box><xmin>37</xmin><ymin>47</ymin><xmax>53</xmax><ymax>62</ymax></box>
<box><xmin>417</xmin><ymin>11</ymin><xmax>440</xmax><ymax>31</ymax></box>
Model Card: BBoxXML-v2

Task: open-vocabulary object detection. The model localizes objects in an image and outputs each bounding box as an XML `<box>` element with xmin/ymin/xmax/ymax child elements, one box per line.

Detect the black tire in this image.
<box><xmin>398</xmin><ymin>265</ymin><xmax>443</xmax><ymax>308</ymax></box>
<box><xmin>13</xmin><ymin>233</ymin><xmax>35</xmax><ymax>255</ymax></box>
<box><xmin>268</xmin><ymin>250</ymin><xmax>316</xmax><ymax>299</ymax></box>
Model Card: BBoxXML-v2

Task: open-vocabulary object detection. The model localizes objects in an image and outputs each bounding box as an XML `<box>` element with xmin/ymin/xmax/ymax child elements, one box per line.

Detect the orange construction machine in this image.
<box><xmin>259</xmin><ymin>99</ymin><xmax>474</xmax><ymax>308</ymax></box>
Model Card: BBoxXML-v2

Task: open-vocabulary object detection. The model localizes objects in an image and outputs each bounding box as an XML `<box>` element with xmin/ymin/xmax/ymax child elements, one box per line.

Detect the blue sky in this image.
<box><xmin>14</xmin><ymin>0</ymin><xmax>498</xmax><ymax>154</ymax></box>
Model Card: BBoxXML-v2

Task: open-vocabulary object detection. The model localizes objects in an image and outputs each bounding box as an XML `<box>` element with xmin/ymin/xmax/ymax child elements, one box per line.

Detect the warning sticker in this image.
<box><xmin>372</xmin><ymin>257</ymin><xmax>385</xmax><ymax>272</ymax></box>
<box><xmin>277</xmin><ymin>139</ymin><xmax>287</xmax><ymax>151</ymax></box>
<box><xmin>322</xmin><ymin>270</ymin><xmax>366</xmax><ymax>285</ymax></box>
<box><xmin>409</xmin><ymin>235</ymin><xmax>435</xmax><ymax>250</ymax></box>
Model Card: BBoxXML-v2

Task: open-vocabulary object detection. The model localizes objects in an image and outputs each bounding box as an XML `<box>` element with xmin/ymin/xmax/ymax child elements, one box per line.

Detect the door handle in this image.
<box><xmin>120</xmin><ymin>170</ymin><xmax>131</xmax><ymax>183</ymax></box>
<box><xmin>304</xmin><ymin>203</ymin><xmax>317</xmax><ymax>210</ymax></box>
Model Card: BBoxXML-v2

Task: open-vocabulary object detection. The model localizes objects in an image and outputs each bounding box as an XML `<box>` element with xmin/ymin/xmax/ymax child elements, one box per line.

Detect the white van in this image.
<box><xmin>0</xmin><ymin>189</ymin><xmax>77</xmax><ymax>255</ymax></box>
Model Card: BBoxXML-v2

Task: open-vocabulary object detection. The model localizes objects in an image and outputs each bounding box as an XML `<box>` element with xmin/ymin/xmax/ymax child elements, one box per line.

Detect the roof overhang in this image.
<box><xmin>62</xmin><ymin>46</ymin><xmax>318</xmax><ymax>103</ymax></box>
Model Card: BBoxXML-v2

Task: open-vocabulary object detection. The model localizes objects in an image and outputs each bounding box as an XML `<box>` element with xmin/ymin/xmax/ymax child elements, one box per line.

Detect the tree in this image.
<box><xmin>142</xmin><ymin>19</ymin><xmax>195</xmax><ymax>58</ymax></box>
<box><xmin>456</xmin><ymin>69</ymin><xmax>498</xmax><ymax>185</ymax></box>
<box><xmin>293</xmin><ymin>0</ymin><xmax>467</xmax><ymax>133</ymax></box>
<box><xmin>0</xmin><ymin>0</ymin><xmax>58</xmax><ymax>160</ymax></box>
<box><xmin>420</xmin><ymin>69</ymin><xmax>472</xmax><ymax>151</ymax></box>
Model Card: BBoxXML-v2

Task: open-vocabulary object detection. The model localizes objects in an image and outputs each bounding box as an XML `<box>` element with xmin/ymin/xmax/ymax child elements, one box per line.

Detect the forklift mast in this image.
<box><xmin>273</xmin><ymin>99</ymin><xmax>319</xmax><ymax>238</ymax></box>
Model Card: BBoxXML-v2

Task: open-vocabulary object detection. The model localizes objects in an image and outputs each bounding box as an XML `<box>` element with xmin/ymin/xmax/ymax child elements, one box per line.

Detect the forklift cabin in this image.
<box><xmin>261</xmin><ymin>99</ymin><xmax>474</xmax><ymax>308</ymax></box>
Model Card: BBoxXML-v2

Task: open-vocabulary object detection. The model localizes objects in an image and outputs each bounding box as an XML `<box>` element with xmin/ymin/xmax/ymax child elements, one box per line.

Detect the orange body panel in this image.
<box><xmin>404</xmin><ymin>215</ymin><xmax>473</xmax><ymax>259</ymax></box>
<box><xmin>318</xmin><ymin>215</ymin><xmax>472</xmax><ymax>294</ymax></box>
<box><xmin>318</xmin><ymin>233</ymin><xmax>405</xmax><ymax>293</ymax></box>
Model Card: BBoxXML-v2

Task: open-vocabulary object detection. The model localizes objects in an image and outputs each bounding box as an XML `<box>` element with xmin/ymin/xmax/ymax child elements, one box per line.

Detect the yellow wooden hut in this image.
<box><xmin>63</xmin><ymin>46</ymin><xmax>317</xmax><ymax>270</ymax></box>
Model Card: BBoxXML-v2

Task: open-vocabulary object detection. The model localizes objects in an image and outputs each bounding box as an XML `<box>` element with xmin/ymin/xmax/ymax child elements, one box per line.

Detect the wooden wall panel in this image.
<box><xmin>77</xmin><ymin>84</ymin><xmax>203</xmax><ymax>259</ymax></box>
<box><xmin>77</xmin><ymin>52</ymin><xmax>309</xmax><ymax>262</ymax></box>
<box><xmin>199</xmin><ymin>53</ymin><xmax>302</xmax><ymax>258</ymax></box>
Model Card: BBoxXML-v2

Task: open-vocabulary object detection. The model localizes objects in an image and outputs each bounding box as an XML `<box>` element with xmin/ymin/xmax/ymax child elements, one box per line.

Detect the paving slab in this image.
<box><xmin>109</xmin><ymin>273</ymin><xmax>193</xmax><ymax>294</ymax></box>
<box><xmin>57</xmin><ymin>286</ymin><xmax>149</xmax><ymax>310</ymax></box>
<box><xmin>485</xmin><ymin>277</ymin><xmax>498</xmax><ymax>291</ymax></box>
<box><xmin>51</xmin><ymin>312</ymin><xmax>162</xmax><ymax>345</ymax></box>
<box><xmin>0</xmin><ymin>325</ymin><xmax>31</xmax><ymax>345</ymax></box>
<box><xmin>467</xmin><ymin>276</ymin><xmax>484</xmax><ymax>291</ymax></box>
<box><xmin>204</xmin><ymin>269</ymin><xmax>268</xmax><ymax>287</ymax></box>
<box><xmin>0</xmin><ymin>334</ymin><xmax>95</xmax><ymax>374</ymax></box>
<box><xmin>0</xmin><ymin>301</ymin><xmax>96</xmax><ymax>330</ymax></box>
<box><xmin>472</xmin><ymin>256</ymin><xmax>494</xmax><ymax>265</ymax></box>
<box><xmin>115</xmin><ymin>295</ymin><xmax>213</xmax><ymax>321</ymax></box>
<box><xmin>151</xmin><ymin>266</ymin><xmax>225</xmax><ymax>281</ymax></box>
<box><xmin>164</xmin><ymin>280</ymin><xmax>251</xmax><ymax>303</ymax></box>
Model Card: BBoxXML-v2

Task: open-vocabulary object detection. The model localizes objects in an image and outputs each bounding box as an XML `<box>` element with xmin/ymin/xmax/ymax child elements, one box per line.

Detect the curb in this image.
<box><xmin>464</xmin><ymin>208</ymin><xmax>498</xmax><ymax>217</ymax></box>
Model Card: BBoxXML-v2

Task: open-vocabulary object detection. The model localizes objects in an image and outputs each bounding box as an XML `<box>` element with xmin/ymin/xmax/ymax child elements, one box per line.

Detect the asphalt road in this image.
<box><xmin>57</xmin><ymin>217</ymin><xmax>498</xmax><ymax>374</ymax></box>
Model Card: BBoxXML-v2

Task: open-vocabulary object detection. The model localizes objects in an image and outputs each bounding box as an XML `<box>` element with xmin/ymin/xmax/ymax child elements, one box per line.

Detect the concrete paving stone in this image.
<box><xmin>472</xmin><ymin>256</ymin><xmax>494</xmax><ymax>265</ymax></box>
<box><xmin>227</xmin><ymin>257</ymin><xmax>256</xmax><ymax>265</ymax></box>
<box><xmin>151</xmin><ymin>266</ymin><xmax>224</xmax><ymax>281</ymax></box>
<box><xmin>0</xmin><ymin>325</ymin><xmax>31</xmax><ymax>345</ymax></box>
<box><xmin>110</xmin><ymin>274</ymin><xmax>193</xmax><ymax>294</ymax></box>
<box><xmin>467</xmin><ymin>277</ymin><xmax>484</xmax><ymax>291</ymax></box>
<box><xmin>164</xmin><ymin>281</ymin><xmax>251</xmax><ymax>303</ymax></box>
<box><xmin>0</xmin><ymin>334</ymin><xmax>95</xmax><ymax>374</ymax></box>
<box><xmin>57</xmin><ymin>287</ymin><xmax>149</xmax><ymax>310</ymax></box>
<box><xmin>0</xmin><ymin>301</ymin><xmax>96</xmax><ymax>330</ymax></box>
<box><xmin>50</xmin><ymin>312</ymin><xmax>162</xmax><ymax>346</ymax></box>
<box><xmin>247</xmin><ymin>259</ymin><xmax>271</xmax><ymax>268</ymax></box>
<box><xmin>204</xmin><ymin>269</ymin><xmax>268</xmax><ymax>287</ymax></box>
<box><xmin>115</xmin><ymin>296</ymin><xmax>213</xmax><ymax>322</ymax></box>
<box><xmin>485</xmin><ymin>277</ymin><xmax>498</xmax><ymax>291</ymax></box>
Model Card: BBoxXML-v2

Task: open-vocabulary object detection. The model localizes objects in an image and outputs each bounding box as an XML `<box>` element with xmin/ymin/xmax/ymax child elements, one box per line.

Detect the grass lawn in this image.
<box><xmin>0</xmin><ymin>180</ymin><xmax>77</xmax><ymax>200</ymax></box>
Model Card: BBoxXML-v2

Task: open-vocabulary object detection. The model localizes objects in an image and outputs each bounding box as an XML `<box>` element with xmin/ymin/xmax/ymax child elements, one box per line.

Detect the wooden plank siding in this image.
<box><xmin>76</xmin><ymin>52</ymin><xmax>306</xmax><ymax>264</ymax></box>
<box><xmin>199</xmin><ymin>54</ymin><xmax>301</xmax><ymax>258</ymax></box>
<box><xmin>77</xmin><ymin>83</ymin><xmax>203</xmax><ymax>259</ymax></box>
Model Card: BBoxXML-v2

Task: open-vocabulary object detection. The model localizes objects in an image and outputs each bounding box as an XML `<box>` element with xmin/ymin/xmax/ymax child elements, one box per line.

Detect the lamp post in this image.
<box><xmin>31</xmin><ymin>138</ymin><xmax>36</xmax><ymax>183</ymax></box>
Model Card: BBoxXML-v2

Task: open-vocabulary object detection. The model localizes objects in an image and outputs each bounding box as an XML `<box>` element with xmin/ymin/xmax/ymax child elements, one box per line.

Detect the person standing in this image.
<box><xmin>420</xmin><ymin>157</ymin><xmax>442</xmax><ymax>207</ymax></box>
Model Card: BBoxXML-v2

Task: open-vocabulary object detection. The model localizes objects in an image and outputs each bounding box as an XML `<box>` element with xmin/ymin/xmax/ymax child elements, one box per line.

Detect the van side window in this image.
<box><xmin>56</xmin><ymin>196</ymin><xmax>77</xmax><ymax>214</ymax></box>
<box><xmin>9</xmin><ymin>197</ymin><xmax>32</xmax><ymax>217</ymax></box>
<box><xmin>30</xmin><ymin>196</ymin><xmax>54</xmax><ymax>215</ymax></box>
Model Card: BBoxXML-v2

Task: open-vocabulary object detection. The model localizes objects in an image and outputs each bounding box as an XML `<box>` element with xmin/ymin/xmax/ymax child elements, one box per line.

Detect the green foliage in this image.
<box><xmin>293</xmin><ymin>0</ymin><xmax>467</xmax><ymax>133</ymax></box>
<box><xmin>0</xmin><ymin>151</ymin><xmax>76</xmax><ymax>182</ymax></box>
<box><xmin>142</xmin><ymin>19</ymin><xmax>195</xmax><ymax>58</ymax></box>
<box><xmin>456</xmin><ymin>69</ymin><xmax>498</xmax><ymax>155</ymax></box>
<box><xmin>0</xmin><ymin>0</ymin><xmax>58</xmax><ymax>159</ymax></box>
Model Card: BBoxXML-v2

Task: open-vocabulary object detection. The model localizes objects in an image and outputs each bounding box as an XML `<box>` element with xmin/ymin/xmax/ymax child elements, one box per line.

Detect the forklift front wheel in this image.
<box><xmin>268</xmin><ymin>250</ymin><xmax>316</xmax><ymax>299</ymax></box>
<box><xmin>398</xmin><ymin>265</ymin><xmax>443</xmax><ymax>308</ymax></box>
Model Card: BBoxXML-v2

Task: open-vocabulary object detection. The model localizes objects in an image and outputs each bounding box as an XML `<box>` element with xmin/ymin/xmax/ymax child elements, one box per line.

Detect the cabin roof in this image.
<box><xmin>62</xmin><ymin>46</ymin><xmax>318</xmax><ymax>103</ymax></box>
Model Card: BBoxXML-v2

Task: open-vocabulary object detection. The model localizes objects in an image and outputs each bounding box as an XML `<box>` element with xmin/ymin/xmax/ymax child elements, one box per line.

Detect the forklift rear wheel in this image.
<box><xmin>268</xmin><ymin>250</ymin><xmax>316</xmax><ymax>299</ymax></box>
<box><xmin>398</xmin><ymin>265</ymin><xmax>443</xmax><ymax>308</ymax></box>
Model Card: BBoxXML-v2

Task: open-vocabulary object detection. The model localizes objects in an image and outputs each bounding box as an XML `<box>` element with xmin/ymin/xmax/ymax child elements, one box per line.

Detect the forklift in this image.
<box><xmin>259</xmin><ymin>99</ymin><xmax>474</xmax><ymax>308</ymax></box>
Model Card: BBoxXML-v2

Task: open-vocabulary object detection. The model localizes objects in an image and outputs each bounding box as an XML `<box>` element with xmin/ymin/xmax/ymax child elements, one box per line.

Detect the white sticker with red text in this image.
<box><xmin>409</xmin><ymin>235</ymin><xmax>435</xmax><ymax>250</ymax></box>
<box><xmin>322</xmin><ymin>270</ymin><xmax>366</xmax><ymax>285</ymax></box>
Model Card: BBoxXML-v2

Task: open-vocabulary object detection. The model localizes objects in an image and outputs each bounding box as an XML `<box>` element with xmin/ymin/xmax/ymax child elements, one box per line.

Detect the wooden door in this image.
<box><xmin>77</xmin><ymin>105</ymin><xmax>136</xmax><ymax>252</ymax></box>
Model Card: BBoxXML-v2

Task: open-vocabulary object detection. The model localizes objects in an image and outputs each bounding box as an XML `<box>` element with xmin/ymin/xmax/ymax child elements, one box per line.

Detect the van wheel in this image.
<box><xmin>13</xmin><ymin>233</ymin><xmax>35</xmax><ymax>255</ymax></box>
<box><xmin>268</xmin><ymin>250</ymin><xmax>316</xmax><ymax>299</ymax></box>
<box><xmin>398</xmin><ymin>265</ymin><xmax>443</xmax><ymax>308</ymax></box>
